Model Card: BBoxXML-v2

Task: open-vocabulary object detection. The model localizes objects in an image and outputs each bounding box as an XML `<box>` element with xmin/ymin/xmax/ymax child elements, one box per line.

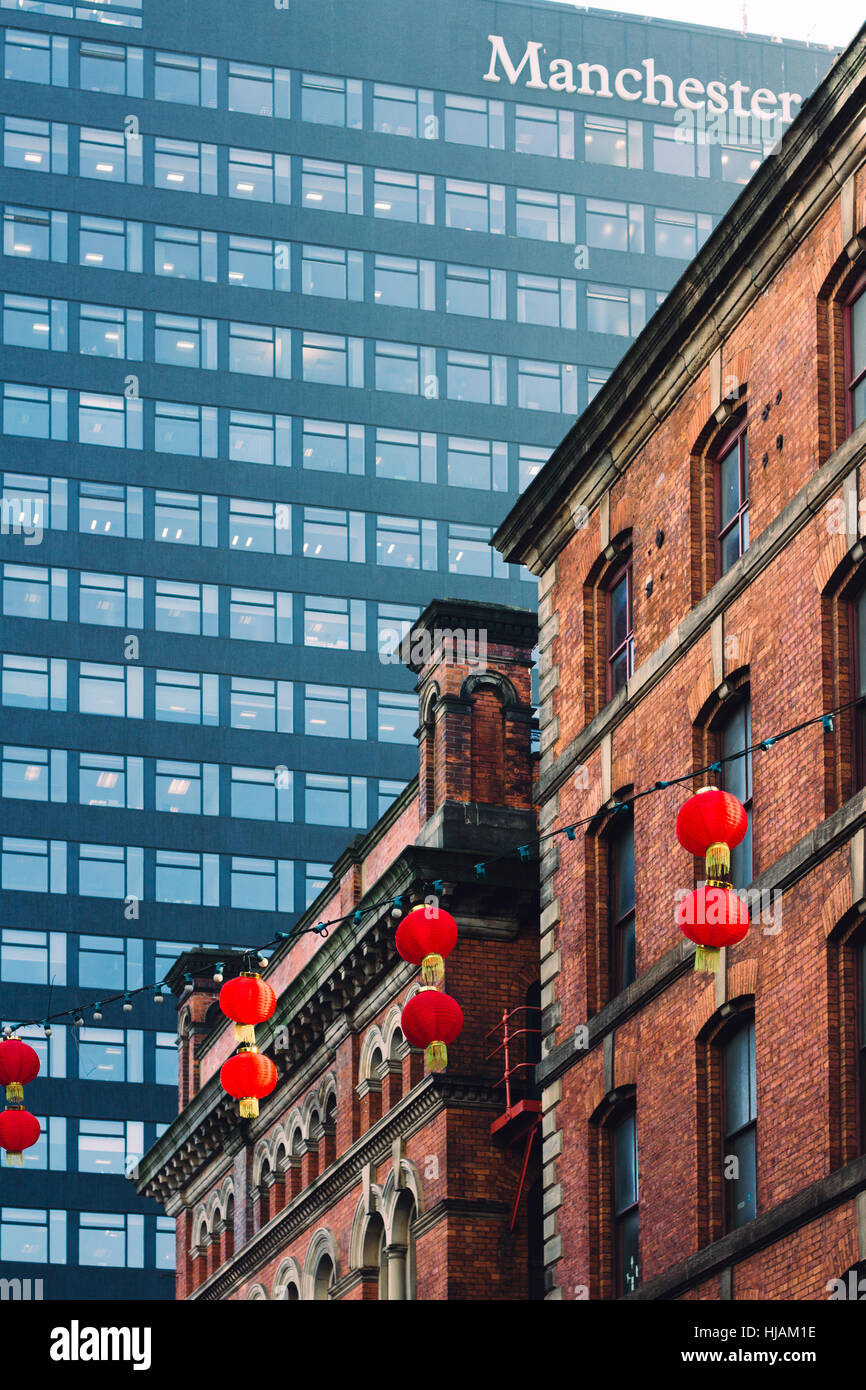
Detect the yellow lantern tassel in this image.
<box><xmin>694</xmin><ymin>946</ymin><xmax>721</xmax><ymax>974</ymax></box>
<box><xmin>5</xmin><ymin>1082</ymin><xmax>23</xmax><ymax>1102</ymax></box>
<box><xmin>420</xmin><ymin>953</ymin><xmax>445</xmax><ymax>987</ymax></box>
<box><xmin>5</xmin><ymin>1151</ymin><xmax>23</xmax><ymax>1166</ymax></box>
<box><xmin>705</xmin><ymin>843</ymin><xmax>731</xmax><ymax>879</ymax></box>
<box><xmin>234</xmin><ymin>1023</ymin><xmax>256</xmax><ymax>1045</ymax></box>
<box><xmin>239</xmin><ymin>1096</ymin><xmax>259</xmax><ymax>1119</ymax></box>
<box><xmin>425</xmin><ymin>1041</ymin><xmax>448</xmax><ymax>1072</ymax></box>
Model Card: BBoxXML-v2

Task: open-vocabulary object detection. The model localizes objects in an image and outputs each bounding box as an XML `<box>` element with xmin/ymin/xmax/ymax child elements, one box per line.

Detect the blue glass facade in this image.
<box><xmin>0</xmin><ymin>0</ymin><xmax>833</xmax><ymax>1298</ymax></box>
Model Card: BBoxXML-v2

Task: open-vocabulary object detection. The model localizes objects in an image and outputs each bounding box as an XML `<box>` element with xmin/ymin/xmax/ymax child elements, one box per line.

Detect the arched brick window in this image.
<box><xmin>588</xmin><ymin>1086</ymin><xmax>639</xmax><ymax>1299</ymax></box>
<box><xmin>696</xmin><ymin>998</ymin><xmax>756</xmax><ymax>1246</ymax></box>
<box><xmin>585</xmin><ymin>790</ymin><xmax>636</xmax><ymax>1015</ymax></box>
<box><xmin>816</xmin><ymin>250</ymin><xmax>866</xmax><ymax>461</ymax></box>
<box><xmin>820</xmin><ymin>552</ymin><xmax>866</xmax><ymax>813</ymax></box>
<box><xmin>714</xmin><ymin>415</ymin><xmax>750</xmax><ymax>579</ymax></box>
<box><xmin>692</xmin><ymin>671</ymin><xmax>753</xmax><ymax>886</ymax></box>
<box><xmin>583</xmin><ymin>531</ymin><xmax>633</xmax><ymax>722</ymax></box>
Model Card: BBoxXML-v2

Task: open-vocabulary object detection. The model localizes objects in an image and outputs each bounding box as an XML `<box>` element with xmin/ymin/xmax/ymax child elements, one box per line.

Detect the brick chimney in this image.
<box><xmin>401</xmin><ymin>599</ymin><xmax>537</xmax><ymax>850</ymax></box>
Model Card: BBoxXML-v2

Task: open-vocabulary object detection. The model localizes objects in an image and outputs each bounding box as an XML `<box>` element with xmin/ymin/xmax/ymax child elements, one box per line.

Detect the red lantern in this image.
<box><xmin>676</xmin><ymin>787</ymin><xmax>748</xmax><ymax>880</ymax></box>
<box><xmin>676</xmin><ymin>885</ymin><xmax>750</xmax><ymax>972</ymax></box>
<box><xmin>0</xmin><ymin>1108</ymin><xmax>40</xmax><ymax>1165</ymax></box>
<box><xmin>0</xmin><ymin>1036</ymin><xmax>40</xmax><ymax>1102</ymax></box>
<box><xmin>220</xmin><ymin>1047</ymin><xmax>277</xmax><ymax>1119</ymax></box>
<box><xmin>219</xmin><ymin>973</ymin><xmax>277</xmax><ymax>1044</ymax></box>
<box><xmin>401</xmin><ymin>987</ymin><xmax>464</xmax><ymax>1073</ymax></box>
<box><xmin>396</xmin><ymin>905</ymin><xmax>458</xmax><ymax>986</ymax></box>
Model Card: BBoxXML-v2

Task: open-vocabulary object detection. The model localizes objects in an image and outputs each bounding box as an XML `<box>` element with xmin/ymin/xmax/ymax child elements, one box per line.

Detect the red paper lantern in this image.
<box><xmin>0</xmin><ymin>1108</ymin><xmax>40</xmax><ymax>1165</ymax></box>
<box><xmin>401</xmin><ymin>987</ymin><xmax>464</xmax><ymax>1073</ymax></box>
<box><xmin>676</xmin><ymin>885</ymin><xmax>750</xmax><ymax>972</ymax></box>
<box><xmin>219</xmin><ymin>973</ymin><xmax>277</xmax><ymax>1044</ymax></box>
<box><xmin>676</xmin><ymin>787</ymin><xmax>748</xmax><ymax>879</ymax></box>
<box><xmin>396</xmin><ymin>905</ymin><xmax>458</xmax><ymax>986</ymax></box>
<box><xmin>0</xmin><ymin>1037</ymin><xmax>40</xmax><ymax>1102</ymax></box>
<box><xmin>220</xmin><ymin>1047</ymin><xmax>278</xmax><ymax>1119</ymax></box>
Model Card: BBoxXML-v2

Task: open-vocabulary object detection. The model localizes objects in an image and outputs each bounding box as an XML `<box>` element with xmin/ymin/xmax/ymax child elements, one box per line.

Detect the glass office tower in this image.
<box><xmin>0</xmin><ymin>0</ymin><xmax>833</xmax><ymax>1299</ymax></box>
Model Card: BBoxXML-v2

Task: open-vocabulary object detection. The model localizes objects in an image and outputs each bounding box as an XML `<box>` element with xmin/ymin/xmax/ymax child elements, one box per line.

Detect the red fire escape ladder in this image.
<box><xmin>486</xmin><ymin>1005</ymin><xmax>542</xmax><ymax>1232</ymax></box>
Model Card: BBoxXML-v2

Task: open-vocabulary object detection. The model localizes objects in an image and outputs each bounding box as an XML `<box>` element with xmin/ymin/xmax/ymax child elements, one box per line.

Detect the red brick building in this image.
<box><xmin>492</xmin><ymin>25</ymin><xmax>866</xmax><ymax>1301</ymax></box>
<box><xmin>135</xmin><ymin>600</ymin><xmax>544</xmax><ymax>1300</ymax></box>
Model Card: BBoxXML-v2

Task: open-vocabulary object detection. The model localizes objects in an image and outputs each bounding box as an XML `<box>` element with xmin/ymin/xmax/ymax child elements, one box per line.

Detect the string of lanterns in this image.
<box><xmin>675</xmin><ymin>786</ymin><xmax>751</xmax><ymax>972</ymax></box>
<box><xmin>218</xmin><ymin>973</ymin><xmax>278</xmax><ymax>1118</ymax></box>
<box><xmin>0</xmin><ymin>1036</ymin><xmax>42</xmax><ymax>1164</ymax></box>
<box><xmin>396</xmin><ymin>905</ymin><xmax>463</xmax><ymax>1073</ymax></box>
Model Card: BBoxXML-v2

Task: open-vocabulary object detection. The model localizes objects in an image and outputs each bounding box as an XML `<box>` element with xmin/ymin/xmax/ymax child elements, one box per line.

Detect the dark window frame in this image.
<box><xmin>611</xmin><ymin>1103</ymin><xmax>639</xmax><ymax>1295</ymax></box>
<box><xmin>607</xmin><ymin>808</ymin><xmax>636</xmax><ymax>997</ymax></box>
<box><xmin>717</xmin><ymin>692</ymin><xmax>753</xmax><ymax>884</ymax></box>
<box><xmin>844</xmin><ymin>270</ymin><xmax>866</xmax><ymax>439</ymax></box>
<box><xmin>605</xmin><ymin>556</ymin><xmax>634</xmax><ymax>701</ymax></box>
<box><xmin>848</xmin><ymin>587</ymin><xmax>866</xmax><ymax>790</ymax></box>
<box><xmin>720</xmin><ymin>1013</ymin><xmax>757</xmax><ymax>1233</ymax></box>
<box><xmin>714</xmin><ymin>416</ymin><xmax>749</xmax><ymax>579</ymax></box>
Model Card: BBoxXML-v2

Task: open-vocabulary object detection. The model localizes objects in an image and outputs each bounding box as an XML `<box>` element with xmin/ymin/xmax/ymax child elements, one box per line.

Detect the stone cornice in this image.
<box><xmin>190</xmin><ymin>1073</ymin><xmax>501</xmax><ymax>1300</ymax></box>
<box><xmin>625</xmin><ymin>1153</ymin><xmax>866</xmax><ymax>1301</ymax></box>
<box><xmin>536</xmin><ymin>787</ymin><xmax>866</xmax><ymax>1089</ymax></box>
<box><xmin>493</xmin><ymin>28</ymin><xmax>866</xmax><ymax>570</ymax></box>
<box><xmin>535</xmin><ymin>421</ymin><xmax>866</xmax><ymax>805</ymax></box>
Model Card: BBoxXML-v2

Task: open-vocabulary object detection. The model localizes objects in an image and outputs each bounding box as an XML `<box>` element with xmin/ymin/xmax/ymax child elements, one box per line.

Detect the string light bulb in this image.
<box><xmin>122</xmin><ymin>994</ymin><xmax>133</xmax><ymax>1013</ymax></box>
<box><xmin>154</xmin><ymin>985</ymin><xmax>165</xmax><ymax>1004</ymax></box>
<box><xmin>73</xmin><ymin>1012</ymin><xmax>84</xmax><ymax>1027</ymax></box>
<box><xmin>92</xmin><ymin>1004</ymin><xmax>103</xmax><ymax>1023</ymax></box>
<box><xmin>213</xmin><ymin>962</ymin><xmax>225</xmax><ymax>984</ymax></box>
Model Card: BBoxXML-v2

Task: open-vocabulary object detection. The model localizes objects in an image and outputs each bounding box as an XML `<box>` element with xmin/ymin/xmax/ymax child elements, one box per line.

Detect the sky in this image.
<box><xmin>543</xmin><ymin>0</ymin><xmax>864</xmax><ymax>48</ymax></box>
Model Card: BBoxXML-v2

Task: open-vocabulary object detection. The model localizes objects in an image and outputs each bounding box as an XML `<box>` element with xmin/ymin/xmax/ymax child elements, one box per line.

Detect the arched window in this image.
<box><xmin>606</xmin><ymin>552</ymin><xmax>634</xmax><ymax>699</ymax></box>
<box><xmin>714</xmin><ymin>416</ymin><xmax>749</xmax><ymax>578</ymax></box>
<box><xmin>361</xmin><ymin>1212</ymin><xmax>387</xmax><ymax>1299</ymax></box>
<box><xmin>721</xmin><ymin>1014</ymin><xmax>757</xmax><ymax>1231</ymax></box>
<box><xmin>607</xmin><ymin>807</ymin><xmax>635</xmax><ymax>994</ymax></box>
<box><xmin>589</xmin><ymin>1088</ymin><xmax>639</xmax><ymax>1298</ymax></box>
<box><xmin>312</xmin><ymin>1254</ymin><xmax>335</xmax><ymax>1301</ymax></box>
<box><xmin>611</xmin><ymin>1104</ymin><xmax>639</xmax><ymax>1295</ymax></box>
<box><xmin>845</xmin><ymin>270</ymin><xmax>866</xmax><ymax>435</ymax></box>
<box><xmin>585</xmin><ymin>789</ymin><xmax>636</xmax><ymax>1015</ymax></box>
<box><xmin>717</xmin><ymin>694</ymin><xmax>753</xmax><ymax>885</ymax></box>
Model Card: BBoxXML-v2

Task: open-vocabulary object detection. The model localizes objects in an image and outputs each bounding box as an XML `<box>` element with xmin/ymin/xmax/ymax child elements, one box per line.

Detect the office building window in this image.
<box><xmin>378</xmin><ymin>779</ymin><xmax>405</xmax><ymax>817</ymax></box>
<box><xmin>653</xmin><ymin>122</ymin><xmax>709</xmax><ymax>177</ymax></box>
<box><xmin>153</xmin><ymin>50</ymin><xmax>216</xmax><ymax>107</ymax></box>
<box><xmin>229</xmin><ymin>588</ymin><xmax>292</xmax><ymax>644</ymax></box>
<box><xmin>155</xmin><ymin>759</ymin><xmax>217</xmax><ymax>816</ymax></box>
<box><xmin>79</xmin><ymin>40</ymin><xmax>141</xmax><ymax>95</ymax></box>
<box><xmin>305</xmin><ymin>862</ymin><xmax>330</xmax><ymax>908</ymax></box>
<box><xmin>303</xmin><ymin>331</ymin><xmax>364</xmax><ymax>387</ymax></box>
<box><xmin>154</xmin><ymin>668</ymin><xmax>218</xmax><ymax>726</ymax></box>
<box><xmin>228</xmin><ymin>147</ymin><xmax>290</xmax><ymax>203</ymax></box>
<box><xmin>229</xmin><ymin>498</ymin><xmax>290</xmax><ymax>555</ymax></box>
<box><xmin>78</xmin><ymin>934</ymin><xmax>142</xmax><ymax>990</ymax></box>
<box><xmin>377</xmin><ymin>515</ymin><xmax>436</xmax><ymax>570</ymax></box>
<box><xmin>303</xmin><ymin>595</ymin><xmax>365</xmax><ymax>651</ymax></box>
<box><xmin>517</xmin><ymin>274</ymin><xmax>576</xmax><ymax>330</ymax></box>
<box><xmin>585</xmin><ymin>197</ymin><xmax>644</xmax><ymax>253</ymax></box>
<box><xmin>231</xmin><ymin>856</ymin><xmax>292</xmax><ymax>912</ymax></box>
<box><xmin>79</xmin><ymin>1212</ymin><xmax>143</xmax><ymax>1268</ymax></box>
<box><xmin>81</xmin><ymin>214</ymin><xmax>141</xmax><ymax>272</ymax></box>
<box><xmin>154</xmin><ymin>1033</ymin><xmax>177</xmax><ymax>1086</ymax></box>
<box><xmin>79</xmin><ymin>392</ymin><xmax>142</xmax><ymax>450</ymax></box>
<box><xmin>585</xmin><ymin>114</ymin><xmax>642</xmax><ymax>168</ymax></box>
<box><xmin>78</xmin><ymin>1119</ymin><xmax>143</xmax><ymax>1175</ymax></box>
<box><xmin>2</xmin><ymin>562</ymin><xmax>66</xmax><ymax>621</ymax></box>
<box><xmin>301</xmin><ymin>244</ymin><xmax>360</xmax><ymax>300</ymax></box>
<box><xmin>79</xmin><ymin>571</ymin><xmax>142</xmax><ymax>628</ymax></box>
<box><xmin>155</xmin><ymin>850</ymin><xmax>218</xmax><ymax>906</ymax></box>
<box><xmin>304</xmin><ymin>684</ymin><xmax>366</xmax><ymax>740</ymax></box>
<box><xmin>229</xmin><ymin>676</ymin><xmax>292</xmax><ymax>732</ymax></box>
<box><xmin>4</xmin><ymin>27</ymin><xmax>68</xmax><ymax>84</ymax></box>
<box><xmin>446</xmin><ymin>436</ymin><xmax>507</xmax><ymax>491</ymax></box>
<box><xmin>231</xmin><ymin>766</ymin><xmax>292</xmax><ymax>823</ymax></box>
<box><xmin>2</xmin><ymin>744</ymin><xmax>66</xmax><ymax>803</ymax></box>
<box><xmin>444</xmin><ymin>178</ymin><xmax>504</xmax><ymax>234</ymax></box>
<box><xmin>3</xmin><ymin>470</ymin><xmax>66</xmax><ymax>532</ymax></box>
<box><xmin>80</xmin><ymin>661</ymin><xmax>143</xmax><ymax>719</ymax></box>
<box><xmin>2</xmin><ymin>653</ymin><xmax>66</xmax><ymax>711</ymax></box>
<box><xmin>4</xmin><ymin>205</ymin><xmax>67</xmax><ymax>262</ymax></box>
<box><xmin>78</xmin><ymin>1028</ymin><xmax>142</xmax><ymax>1084</ymax></box>
<box><xmin>303</xmin><ymin>506</ymin><xmax>364</xmax><ymax>562</ymax></box>
<box><xmin>375</xmin><ymin>427</ymin><xmax>435</xmax><ymax>483</ymax></box>
<box><xmin>518</xmin><ymin>444</ymin><xmax>550</xmax><ymax>492</ymax></box>
<box><xmin>300</xmin><ymin>72</ymin><xmax>362</xmax><ymax>128</ymax></box>
<box><xmin>0</xmin><ymin>1207</ymin><xmax>65</xmax><ymax>1264</ymax></box>
<box><xmin>654</xmin><ymin>207</ymin><xmax>713</xmax><ymax>259</ymax></box>
<box><xmin>612</xmin><ymin>1106</ymin><xmax>640</xmax><ymax>1294</ymax></box>
<box><xmin>230</xmin><ymin>410</ymin><xmax>291</xmax><ymax>468</ymax></box>
<box><xmin>446</xmin><ymin>349</ymin><xmax>506</xmax><ymax>405</ymax></box>
<box><xmin>154</xmin><ymin>490</ymin><xmax>218</xmax><ymax>546</ymax></box>
<box><xmin>373</xmin><ymin>168</ymin><xmax>434</xmax><ymax>224</ymax></box>
<box><xmin>302</xmin><ymin>418</ymin><xmax>364</xmax><ymax>475</ymax></box>
<box><xmin>229</xmin><ymin>321</ymin><xmax>290</xmax><ymax>378</ymax></box>
<box><xmin>373</xmin><ymin>253</ymin><xmax>433</xmax><ymax>310</ymax></box>
<box><xmin>378</xmin><ymin>691</ymin><xmax>417</xmax><ymax>744</ymax></box>
<box><xmin>377</xmin><ymin>604</ymin><xmax>419</xmax><ymax>661</ymax></box>
<box><xmin>153</xmin><ymin>136</ymin><xmax>216</xmax><ymax>194</ymax></box>
<box><xmin>3</xmin><ymin>382</ymin><xmax>67</xmax><ymax>440</ymax></box>
<box><xmin>4</xmin><ymin>1024</ymin><xmax>65</xmax><ymax>1081</ymax></box>
<box><xmin>80</xmin><ymin>126</ymin><xmax>140</xmax><ymax>183</ymax></box>
<box><xmin>78</xmin><ymin>843</ymin><xmax>142</xmax><ymax>901</ymax></box>
<box><xmin>4</xmin><ymin>115</ymin><xmax>67</xmax><ymax>175</ymax></box>
<box><xmin>446</xmin><ymin>263</ymin><xmax>506</xmax><ymax>319</ymax></box>
<box><xmin>156</xmin><ymin>1216</ymin><xmax>175</xmax><ymax>1270</ymax></box>
<box><xmin>720</xmin><ymin>139</ymin><xmax>764</xmax><ymax>185</ymax></box>
<box><xmin>1</xmin><ymin>928</ymin><xmax>65</xmax><ymax>985</ymax></box>
<box><xmin>518</xmin><ymin>359</ymin><xmax>577</xmax><ymax>413</ymax></box>
<box><xmin>79</xmin><ymin>750</ymin><xmax>143</xmax><ymax>809</ymax></box>
<box><xmin>154</xmin><ymin>580</ymin><xmax>218</xmax><ymax>636</ymax></box>
<box><xmin>3</xmin><ymin>293</ymin><xmax>66</xmax><ymax>350</ymax></box>
<box><xmin>153</xmin><ymin>401</ymin><xmax>217</xmax><ymax>458</ymax></box>
<box><xmin>716</xmin><ymin>422</ymin><xmax>749</xmax><ymax>575</ymax></box>
<box><xmin>19</xmin><ymin>1115</ymin><xmax>65</xmax><ymax>1171</ymax></box>
<box><xmin>301</xmin><ymin>157</ymin><xmax>362</xmax><ymax>214</ymax></box>
<box><xmin>153</xmin><ymin>313</ymin><xmax>215</xmax><ymax>369</ymax></box>
<box><xmin>448</xmin><ymin>522</ymin><xmax>500</xmax><ymax>577</ymax></box>
<box><xmin>515</xmin><ymin>104</ymin><xmax>573</xmax><ymax>159</ymax></box>
<box><xmin>227</xmin><ymin>233</ymin><xmax>290</xmax><ymax>291</ymax></box>
<box><xmin>375</xmin><ymin>340</ymin><xmax>434</xmax><ymax>395</ymax></box>
<box><xmin>443</xmin><ymin>92</ymin><xmax>504</xmax><ymax>148</ymax></box>
<box><xmin>154</xmin><ymin>224</ymin><xmax>216</xmax><ymax>280</ymax></box>
<box><xmin>228</xmin><ymin>61</ymin><xmax>289</xmax><ymax>118</ymax></box>
<box><xmin>372</xmin><ymin>82</ymin><xmax>433</xmax><ymax>137</ymax></box>
<box><xmin>587</xmin><ymin>283</ymin><xmax>647</xmax><ymax>338</ymax></box>
<box><xmin>722</xmin><ymin>1015</ymin><xmax>757</xmax><ymax>1229</ymax></box>
<box><xmin>79</xmin><ymin>302</ymin><xmax>142</xmax><ymax>359</ymax></box>
<box><xmin>305</xmin><ymin>773</ymin><xmax>366</xmax><ymax>828</ymax></box>
<box><xmin>515</xmin><ymin>187</ymin><xmax>575</xmax><ymax>243</ymax></box>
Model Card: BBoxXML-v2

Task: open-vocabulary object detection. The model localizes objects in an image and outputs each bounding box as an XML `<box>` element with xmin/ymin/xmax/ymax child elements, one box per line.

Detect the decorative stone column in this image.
<box><xmin>386</xmin><ymin>1242</ymin><xmax>409</xmax><ymax>1301</ymax></box>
